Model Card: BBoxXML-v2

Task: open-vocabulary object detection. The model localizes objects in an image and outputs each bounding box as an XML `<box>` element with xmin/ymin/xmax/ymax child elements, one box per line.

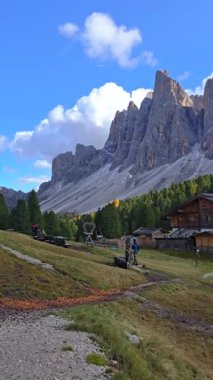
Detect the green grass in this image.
<box><xmin>0</xmin><ymin>229</ymin><xmax>212</xmax><ymax>379</ymax></box>
<box><xmin>59</xmin><ymin>300</ymin><xmax>213</xmax><ymax>380</ymax></box>
<box><xmin>61</xmin><ymin>303</ymin><xmax>152</xmax><ymax>380</ymax></box>
<box><xmin>0</xmin><ymin>230</ymin><xmax>146</xmax><ymax>298</ymax></box>
<box><xmin>141</xmin><ymin>282</ymin><xmax>213</xmax><ymax>324</ymax></box>
<box><xmin>112</xmin><ymin>373</ymin><xmax>130</xmax><ymax>380</ymax></box>
<box><xmin>0</xmin><ymin>247</ymin><xmax>85</xmax><ymax>299</ymax></box>
<box><xmin>139</xmin><ymin>248</ymin><xmax>213</xmax><ymax>280</ymax></box>
<box><xmin>86</xmin><ymin>352</ymin><xmax>107</xmax><ymax>366</ymax></box>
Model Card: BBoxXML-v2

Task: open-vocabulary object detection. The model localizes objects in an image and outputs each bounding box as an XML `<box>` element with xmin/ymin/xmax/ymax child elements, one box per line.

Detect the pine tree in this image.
<box><xmin>100</xmin><ymin>204</ymin><xmax>121</xmax><ymax>238</ymax></box>
<box><xmin>130</xmin><ymin>203</ymin><xmax>156</xmax><ymax>232</ymax></box>
<box><xmin>43</xmin><ymin>211</ymin><xmax>61</xmax><ymax>235</ymax></box>
<box><xmin>27</xmin><ymin>190</ymin><xmax>44</xmax><ymax>229</ymax></box>
<box><xmin>0</xmin><ymin>194</ymin><xmax>9</xmax><ymax>230</ymax></box>
<box><xmin>10</xmin><ymin>200</ymin><xmax>31</xmax><ymax>234</ymax></box>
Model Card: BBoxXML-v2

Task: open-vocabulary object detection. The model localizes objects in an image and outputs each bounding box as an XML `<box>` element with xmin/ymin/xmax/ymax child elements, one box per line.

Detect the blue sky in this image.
<box><xmin>0</xmin><ymin>0</ymin><xmax>212</xmax><ymax>191</ymax></box>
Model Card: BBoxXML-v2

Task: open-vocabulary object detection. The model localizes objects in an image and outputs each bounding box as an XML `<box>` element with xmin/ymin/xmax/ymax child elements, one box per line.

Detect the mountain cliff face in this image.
<box><xmin>203</xmin><ymin>78</ymin><xmax>213</xmax><ymax>158</ymax></box>
<box><xmin>37</xmin><ymin>70</ymin><xmax>213</xmax><ymax>213</ymax></box>
<box><xmin>133</xmin><ymin>70</ymin><xmax>199</xmax><ymax>172</ymax></box>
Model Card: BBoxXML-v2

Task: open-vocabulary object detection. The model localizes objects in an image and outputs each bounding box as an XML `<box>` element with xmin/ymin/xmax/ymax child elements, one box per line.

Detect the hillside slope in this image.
<box><xmin>40</xmin><ymin>147</ymin><xmax>213</xmax><ymax>213</ymax></box>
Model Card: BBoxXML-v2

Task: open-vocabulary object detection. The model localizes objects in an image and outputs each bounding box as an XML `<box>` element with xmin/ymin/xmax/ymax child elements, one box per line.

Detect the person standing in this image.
<box><xmin>125</xmin><ymin>236</ymin><xmax>131</xmax><ymax>264</ymax></box>
<box><xmin>131</xmin><ymin>238</ymin><xmax>139</xmax><ymax>265</ymax></box>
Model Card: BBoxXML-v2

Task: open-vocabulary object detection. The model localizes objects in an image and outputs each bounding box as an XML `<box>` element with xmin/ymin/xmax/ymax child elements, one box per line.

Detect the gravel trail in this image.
<box><xmin>0</xmin><ymin>244</ymin><xmax>55</xmax><ymax>271</ymax></box>
<box><xmin>0</xmin><ymin>312</ymin><xmax>109</xmax><ymax>380</ymax></box>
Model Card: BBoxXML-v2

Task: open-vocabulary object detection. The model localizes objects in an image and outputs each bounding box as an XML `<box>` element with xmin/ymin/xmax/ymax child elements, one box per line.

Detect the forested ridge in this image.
<box><xmin>1</xmin><ymin>174</ymin><xmax>213</xmax><ymax>240</ymax></box>
<box><xmin>79</xmin><ymin>174</ymin><xmax>213</xmax><ymax>239</ymax></box>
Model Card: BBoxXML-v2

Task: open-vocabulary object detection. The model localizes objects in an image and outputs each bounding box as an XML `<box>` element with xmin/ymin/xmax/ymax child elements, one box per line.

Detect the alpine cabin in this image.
<box><xmin>166</xmin><ymin>193</ymin><xmax>213</xmax><ymax>229</ymax></box>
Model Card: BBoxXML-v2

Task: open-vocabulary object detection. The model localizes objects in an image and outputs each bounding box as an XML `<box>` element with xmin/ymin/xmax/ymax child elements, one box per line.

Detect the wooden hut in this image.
<box><xmin>164</xmin><ymin>193</ymin><xmax>213</xmax><ymax>252</ymax></box>
<box><xmin>166</xmin><ymin>193</ymin><xmax>213</xmax><ymax>229</ymax></box>
<box><xmin>133</xmin><ymin>227</ymin><xmax>165</xmax><ymax>248</ymax></box>
<box><xmin>195</xmin><ymin>231</ymin><xmax>213</xmax><ymax>252</ymax></box>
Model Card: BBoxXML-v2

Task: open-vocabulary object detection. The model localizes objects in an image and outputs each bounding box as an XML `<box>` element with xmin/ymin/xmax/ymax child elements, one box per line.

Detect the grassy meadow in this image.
<box><xmin>0</xmin><ymin>230</ymin><xmax>212</xmax><ymax>379</ymax></box>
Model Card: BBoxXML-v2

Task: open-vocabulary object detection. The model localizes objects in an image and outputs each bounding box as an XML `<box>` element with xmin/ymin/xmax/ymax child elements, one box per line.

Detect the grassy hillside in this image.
<box><xmin>0</xmin><ymin>230</ymin><xmax>145</xmax><ymax>298</ymax></box>
<box><xmin>0</xmin><ymin>230</ymin><xmax>212</xmax><ymax>379</ymax></box>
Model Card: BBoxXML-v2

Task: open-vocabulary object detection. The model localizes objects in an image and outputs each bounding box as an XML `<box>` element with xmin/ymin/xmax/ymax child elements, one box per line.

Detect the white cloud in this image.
<box><xmin>19</xmin><ymin>175</ymin><xmax>51</xmax><ymax>188</ymax></box>
<box><xmin>187</xmin><ymin>73</ymin><xmax>213</xmax><ymax>95</ymax></box>
<box><xmin>10</xmin><ymin>82</ymin><xmax>150</xmax><ymax>160</ymax></box>
<box><xmin>142</xmin><ymin>51</ymin><xmax>158</xmax><ymax>67</ymax></box>
<box><xmin>131</xmin><ymin>88</ymin><xmax>152</xmax><ymax>107</ymax></box>
<box><xmin>82</xmin><ymin>12</ymin><xmax>142</xmax><ymax>68</ymax></box>
<box><xmin>58</xmin><ymin>12</ymin><xmax>158</xmax><ymax>69</ymax></box>
<box><xmin>58</xmin><ymin>22</ymin><xmax>79</xmax><ymax>38</ymax></box>
<box><xmin>177</xmin><ymin>71</ymin><xmax>190</xmax><ymax>82</ymax></box>
<box><xmin>194</xmin><ymin>73</ymin><xmax>213</xmax><ymax>95</ymax></box>
<box><xmin>34</xmin><ymin>160</ymin><xmax>52</xmax><ymax>169</ymax></box>
<box><xmin>0</xmin><ymin>135</ymin><xmax>9</xmax><ymax>152</ymax></box>
<box><xmin>10</xmin><ymin>131</ymin><xmax>33</xmax><ymax>156</ymax></box>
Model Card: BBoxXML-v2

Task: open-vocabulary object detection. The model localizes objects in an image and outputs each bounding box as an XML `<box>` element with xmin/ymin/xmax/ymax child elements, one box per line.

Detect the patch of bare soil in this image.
<box><xmin>0</xmin><ymin>279</ymin><xmax>181</xmax><ymax>312</ymax></box>
<box><xmin>138</xmin><ymin>295</ymin><xmax>213</xmax><ymax>335</ymax></box>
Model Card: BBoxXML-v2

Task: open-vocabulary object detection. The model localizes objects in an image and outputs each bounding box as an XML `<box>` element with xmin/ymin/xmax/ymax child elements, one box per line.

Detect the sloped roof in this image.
<box><xmin>200</xmin><ymin>193</ymin><xmax>213</xmax><ymax>201</ymax></box>
<box><xmin>133</xmin><ymin>227</ymin><xmax>163</xmax><ymax>236</ymax></box>
<box><xmin>169</xmin><ymin>228</ymin><xmax>199</xmax><ymax>237</ymax></box>
<box><xmin>166</xmin><ymin>192</ymin><xmax>213</xmax><ymax>218</ymax></box>
<box><xmin>195</xmin><ymin>230</ymin><xmax>213</xmax><ymax>236</ymax></box>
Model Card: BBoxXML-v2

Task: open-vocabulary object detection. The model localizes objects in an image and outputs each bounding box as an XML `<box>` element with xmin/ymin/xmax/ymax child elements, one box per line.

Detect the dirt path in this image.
<box><xmin>0</xmin><ymin>243</ymin><xmax>55</xmax><ymax>271</ymax></box>
<box><xmin>1</xmin><ymin>278</ymin><xmax>212</xmax><ymax>335</ymax></box>
<box><xmin>1</xmin><ymin>278</ymin><xmax>212</xmax><ymax>380</ymax></box>
<box><xmin>0</xmin><ymin>279</ymin><xmax>180</xmax><ymax>311</ymax></box>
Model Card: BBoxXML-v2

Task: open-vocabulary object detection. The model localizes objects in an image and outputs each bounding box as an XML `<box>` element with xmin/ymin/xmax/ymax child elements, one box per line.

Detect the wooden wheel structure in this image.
<box><xmin>83</xmin><ymin>222</ymin><xmax>96</xmax><ymax>246</ymax></box>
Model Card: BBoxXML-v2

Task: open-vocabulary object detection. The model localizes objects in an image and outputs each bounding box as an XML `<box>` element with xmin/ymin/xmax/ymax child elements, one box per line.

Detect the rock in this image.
<box><xmin>133</xmin><ymin>70</ymin><xmax>199</xmax><ymax>172</ymax></box>
<box><xmin>202</xmin><ymin>272</ymin><xmax>213</xmax><ymax>279</ymax></box>
<box><xmin>52</xmin><ymin>151</ymin><xmax>74</xmax><ymax>183</ymax></box>
<box><xmin>122</xmin><ymin>94</ymin><xmax>152</xmax><ymax>171</ymax></box>
<box><xmin>203</xmin><ymin>78</ymin><xmax>213</xmax><ymax>158</ymax></box>
<box><xmin>109</xmin><ymin>101</ymin><xmax>138</xmax><ymax>170</ymax></box>
<box><xmin>190</xmin><ymin>94</ymin><xmax>203</xmax><ymax>113</ymax></box>
<box><xmin>125</xmin><ymin>331</ymin><xmax>140</xmax><ymax>344</ymax></box>
<box><xmin>111</xmin><ymin>360</ymin><xmax>118</xmax><ymax>367</ymax></box>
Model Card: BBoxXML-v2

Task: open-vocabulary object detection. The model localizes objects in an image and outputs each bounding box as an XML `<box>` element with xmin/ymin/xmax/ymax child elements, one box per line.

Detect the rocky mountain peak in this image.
<box><xmin>104</xmin><ymin>110</ymin><xmax>125</xmax><ymax>154</ymax></box>
<box><xmin>75</xmin><ymin>143</ymin><xmax>97</xmax><ymax>157</ymax></box>
<box><xmin>154</xmin><ymin>70</ymin><xmax>192</xmax><ymax>107</ymax></box>
<box><xmin>203</xmin><ymin>77</ymin><xmax>213</xmax><ymax>158</ymax></box>
<box><xmin>37</xmin><ymin>70</ymin><xmax>213</xmax><ymax>214</ymax></box>
<box><xmin>132</xmin><ymin>70</ymin><xmax>198</xmax><ymax>172</ymax></box>
<box><xmin>52</xmin><ymin>151</ymin><xmax>74</xmax><ymax>183</ymax></box>
<box><xmin>104</xmin><ymin>101</ymin><xmax>139</xmax><ymax>156</ymax></box>
<box><xmin>127</xmin><ymin>100</ymin><xmax>138</xmax><ymax>112</ymax></box>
